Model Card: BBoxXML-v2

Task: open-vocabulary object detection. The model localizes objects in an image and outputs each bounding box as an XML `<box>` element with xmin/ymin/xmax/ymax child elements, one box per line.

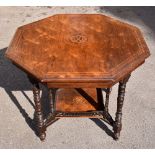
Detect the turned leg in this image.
<box><xmin>28</xmin><ymin>77</ymin><xmax>46</xmax><ymax>141</ymax></box>
<box><xmin>49</xmin><ymin>88</ymin><xmax>57</xmax><ymax>117</ymax></box>
<box><xmin>96</xmin><ymin>88</ymin><xmax>104</xmax><ymax>108</ymax></box>
<box><xmin>113</xmin><ymin>75</ymin><xmax>131</xmax><ymax>140</ymax></box>
<box><xmin>102</xmin><ymin>88</ymin><xmax>114</xmax><ymax>126</ymax></box>
<box><xmin>105</xmin><ymin>88</ymin><xmax>112</xmax><ymax>113</ymax></box>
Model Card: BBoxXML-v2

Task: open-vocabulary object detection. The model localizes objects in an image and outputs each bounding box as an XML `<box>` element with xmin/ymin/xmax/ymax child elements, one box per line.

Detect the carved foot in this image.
<box><xmin>113</xmin><ymin>132</ymin><xmax>120</xmax><ymax>140</ymax></box>
<box><xmin>113</xmin><ymin>120</ymin><xmax>122</xmax><ymax>140</ymax></box>
<box><xmin>40</xmin><ymin>132</ymin><xmax>46</xmax><ymax>141</ymax></box>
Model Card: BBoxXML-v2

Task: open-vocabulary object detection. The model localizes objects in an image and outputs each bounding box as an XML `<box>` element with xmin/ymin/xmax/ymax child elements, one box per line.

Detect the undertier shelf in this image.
<box><xmin>55</xmin><ymin>88</ymin><xmax>104</xmax><ymax>118</ymax></box>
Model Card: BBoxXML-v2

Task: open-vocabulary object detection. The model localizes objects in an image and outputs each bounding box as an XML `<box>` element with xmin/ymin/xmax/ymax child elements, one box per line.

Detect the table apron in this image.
<box><xmin>47</xmin><ymin>82</ymin><xmax>113</xmax><ymax>88</ymax></box>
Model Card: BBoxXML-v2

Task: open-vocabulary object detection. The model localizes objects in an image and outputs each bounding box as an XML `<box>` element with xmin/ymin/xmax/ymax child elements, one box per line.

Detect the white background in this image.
<box><xmin>0</xmin><ymin>0</ymin><xmax>155</xmax><ymax>6</ymax></box>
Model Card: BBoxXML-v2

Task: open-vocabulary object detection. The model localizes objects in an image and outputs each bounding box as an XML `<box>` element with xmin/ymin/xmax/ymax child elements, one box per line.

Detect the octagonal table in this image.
<box><xmin>6</xmin><ymin>14</ymin><xmax>150</xmax><ymax>141</ymax></box>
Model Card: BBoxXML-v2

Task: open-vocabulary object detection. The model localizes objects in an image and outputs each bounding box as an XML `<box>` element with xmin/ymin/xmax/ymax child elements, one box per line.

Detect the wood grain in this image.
<box><xmin>55</xmin><ymin>88</ymin><xmax>103</xmax><ymax>112</ymax></box>
<box><xmin>6</xmin><ymin>14</ymin><xmax>150</xmax><ymax>87</ymax></box>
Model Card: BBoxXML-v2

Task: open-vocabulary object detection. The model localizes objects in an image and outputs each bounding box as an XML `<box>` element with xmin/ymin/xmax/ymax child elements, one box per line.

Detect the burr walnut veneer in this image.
<box><xmin>6</xmin><ymin>14</ymin><xmax>150</xmax><ymax>141</ymax></box>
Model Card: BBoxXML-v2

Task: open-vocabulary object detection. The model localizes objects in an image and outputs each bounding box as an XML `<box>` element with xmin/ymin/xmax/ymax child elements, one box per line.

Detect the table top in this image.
<box><xmin>6</xmin><ymin>14</ymin><xmax>150</xmax><ymax>87</ymax></box>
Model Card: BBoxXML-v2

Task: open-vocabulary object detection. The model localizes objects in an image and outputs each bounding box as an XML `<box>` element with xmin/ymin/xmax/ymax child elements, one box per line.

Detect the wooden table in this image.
<box><xmin>6</xmin><ymin>14</ymin><xmax>150</xmax><ymax>141</ymax></box>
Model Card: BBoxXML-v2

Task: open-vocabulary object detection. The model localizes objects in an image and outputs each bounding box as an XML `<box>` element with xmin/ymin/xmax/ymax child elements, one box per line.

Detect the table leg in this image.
<box><xmin>28</xmin><ymin>77</ymin><xmax>46</xmax><ymax>141</ymax></box>
<box><xmin>49</xmin><ymin>88</ymin><xmax>57</xmax><ymax>117</ymax></box>
<box><xmin>96</xmin><ymin>88</ymin><xmax>104</xmax><ymax>108</ymax></box>
<box><xmin>113</xmin><ymin>75</ymin><xmax>131</xmax><ymax>140</ymax></box>
<box><xmin>105</xmin><ymin>88</ymin><xmax>112</xmax><ymax>113</ymax></box>
<box><xmin>101</xmin><ymin>88</ymin><xmax>114</xmax><ymax>126</ymax></box>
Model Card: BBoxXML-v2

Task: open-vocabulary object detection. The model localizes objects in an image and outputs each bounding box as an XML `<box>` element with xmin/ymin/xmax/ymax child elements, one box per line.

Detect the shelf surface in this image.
<box><xmin>55</xmin><ymin>88</ymin><xmax>104</xmax><ymax>112</ymax></box>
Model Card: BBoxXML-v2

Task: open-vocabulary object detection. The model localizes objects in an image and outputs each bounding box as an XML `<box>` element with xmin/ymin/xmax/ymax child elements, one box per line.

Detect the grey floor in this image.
<box><xmin>0</xmin><ymin>6</ymin><xmax>155</xmax><ymax>149</ymax></box>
